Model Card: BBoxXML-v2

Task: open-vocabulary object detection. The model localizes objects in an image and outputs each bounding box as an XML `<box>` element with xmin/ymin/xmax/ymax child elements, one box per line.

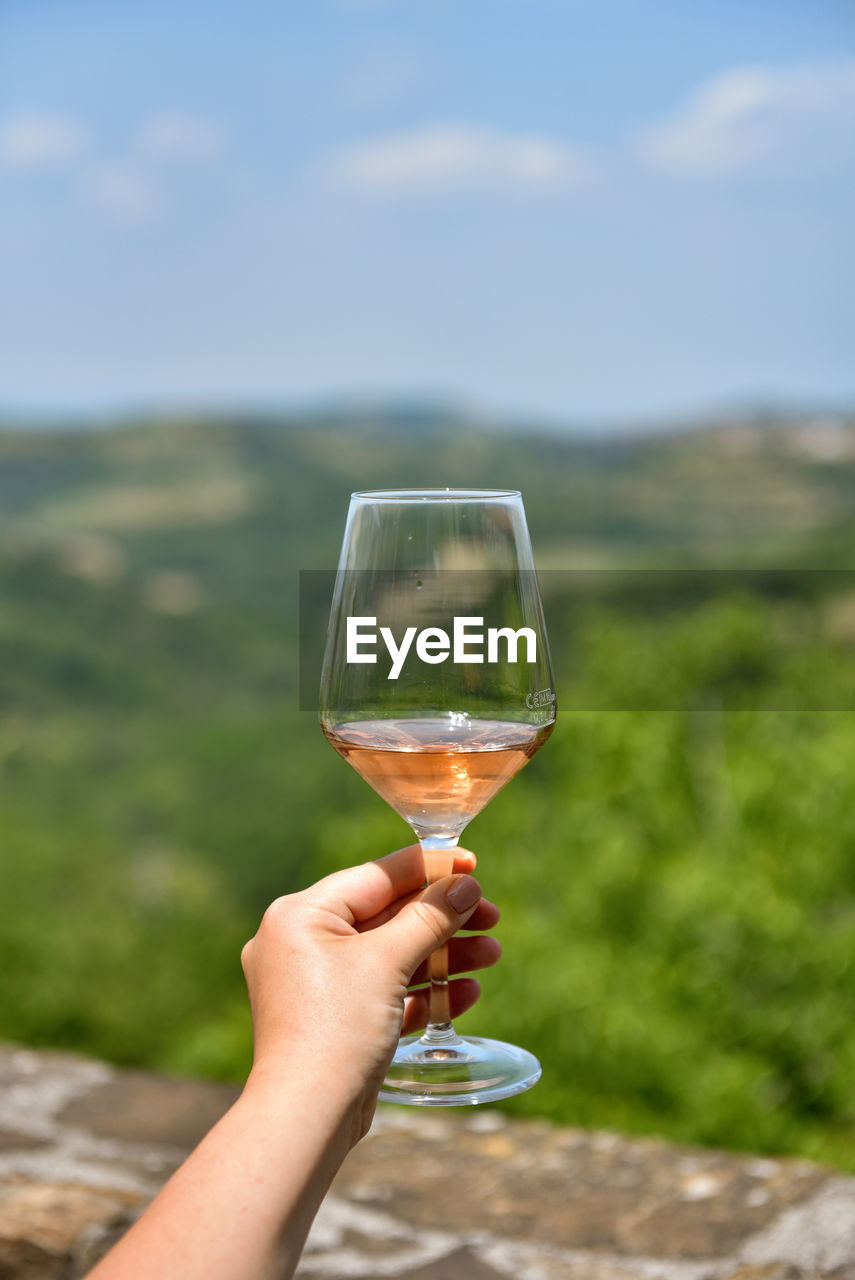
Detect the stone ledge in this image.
<box><xmin>0</xmin><ymin>1042</ymin><xmax>853</xmax><ymax>1279</ymax></box>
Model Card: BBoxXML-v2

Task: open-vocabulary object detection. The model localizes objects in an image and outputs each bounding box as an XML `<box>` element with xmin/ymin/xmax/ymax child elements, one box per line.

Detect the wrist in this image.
<box><xmin>241</xmin><ymin>1056</ymin><xmax>371</xmax><ymax>1156</ymax></box>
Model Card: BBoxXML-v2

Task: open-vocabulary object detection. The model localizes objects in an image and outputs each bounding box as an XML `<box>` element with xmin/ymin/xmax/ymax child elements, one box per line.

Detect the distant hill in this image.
<box><xmin>2</xmin><ymin>407</ymin><xmax>854</xmax><ymax>575</ymax></box>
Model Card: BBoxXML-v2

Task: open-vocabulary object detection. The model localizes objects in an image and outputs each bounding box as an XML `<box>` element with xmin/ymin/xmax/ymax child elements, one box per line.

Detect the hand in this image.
<box><xmin>89</xmin><ymin>846</ymin><xmax>499</xmax><ymax>1280</ymax></box>
<box><xmin>240</xmin><ymin>844</ymin><xmax>500</xmax><ymax>1141</ymax></box>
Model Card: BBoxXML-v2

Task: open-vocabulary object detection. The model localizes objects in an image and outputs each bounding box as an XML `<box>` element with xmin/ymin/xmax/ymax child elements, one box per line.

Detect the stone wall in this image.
<box><xmin>0</xmin><ymin>1043</ymin><xmax>853</xmax><ymax>1279</ymax></box>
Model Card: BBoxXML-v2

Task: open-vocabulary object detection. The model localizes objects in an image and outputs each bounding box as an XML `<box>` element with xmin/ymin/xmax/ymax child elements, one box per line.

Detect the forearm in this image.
<box><xmin>88</xmin><ymin>1068</ymin><xmax>359</xmax><ymax>1280</ymax></box>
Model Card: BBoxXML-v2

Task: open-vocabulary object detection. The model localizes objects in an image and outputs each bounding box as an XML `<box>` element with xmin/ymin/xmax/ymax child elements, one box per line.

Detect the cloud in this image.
<box><xmin>638</xmin><ymin>59</ymin><xmax>855</xmax><ymax>176</ymax></box>
<box><xmin>0</xmin><ymin>112</ymin><xmax>87</xmax><ymax>168</ymax></box>
<box><xmin>87</xmin><ymin>165</ymin><xmax>157</xmax><ymax>219</ymax></box>
<box><xmin>331</xmin><ymin>122</ymin><xmax>590</xmax><ymax>193</ymax></box>
<box><xmin>138</xmin><ymin>112</ymin><xmax>229</xmax><ymax>161</ymax></box>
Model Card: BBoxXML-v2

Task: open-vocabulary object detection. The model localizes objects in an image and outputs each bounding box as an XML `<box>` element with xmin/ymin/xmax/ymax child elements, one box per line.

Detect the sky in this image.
<box><xmin>1</xmin><ymin>0</ymin><xmax>853</xmax><ymax>426</ymax></box>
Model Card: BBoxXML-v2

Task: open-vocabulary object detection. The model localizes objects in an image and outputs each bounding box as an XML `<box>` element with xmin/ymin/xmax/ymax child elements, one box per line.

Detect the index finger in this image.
<box><xmin>305</xmin><ymin>845</ymin><xmax>477</xmax><ymax>925</ymax></box>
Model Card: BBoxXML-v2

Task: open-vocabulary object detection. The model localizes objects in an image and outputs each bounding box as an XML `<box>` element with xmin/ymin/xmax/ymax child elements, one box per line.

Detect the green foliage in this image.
<box><xmin>2</xmin><ymin>414</ymin><xmax>855</xmax><ymax>1167</ymax></box>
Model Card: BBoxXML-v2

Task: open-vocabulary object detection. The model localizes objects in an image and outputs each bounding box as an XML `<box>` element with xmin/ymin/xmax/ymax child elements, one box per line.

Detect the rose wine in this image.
<box><xmin>323</xmin><ymin>716</ymin><xmax>554</xmax><ymax>839</ymax></box>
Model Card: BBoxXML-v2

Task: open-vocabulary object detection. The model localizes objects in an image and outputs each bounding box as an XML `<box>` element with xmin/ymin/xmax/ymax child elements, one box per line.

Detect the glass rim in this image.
<box><xmin>351</xmin><ymin>488</ymin><xmax>521</xmax><ymax>503</ymax></box>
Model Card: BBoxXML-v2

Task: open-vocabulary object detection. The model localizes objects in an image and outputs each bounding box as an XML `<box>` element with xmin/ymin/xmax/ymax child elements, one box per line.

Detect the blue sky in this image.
<box><xmin>1</xmin><ymin>0</ymin><xmax>853</xmax><ymax>425</ymax></box>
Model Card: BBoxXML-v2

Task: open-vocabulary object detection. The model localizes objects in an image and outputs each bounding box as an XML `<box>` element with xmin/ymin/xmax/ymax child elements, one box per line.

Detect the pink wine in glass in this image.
<box><xmin>323</xmin><ymin>716</ymin><xmax>553</xmax><ymax>841</ymax></box>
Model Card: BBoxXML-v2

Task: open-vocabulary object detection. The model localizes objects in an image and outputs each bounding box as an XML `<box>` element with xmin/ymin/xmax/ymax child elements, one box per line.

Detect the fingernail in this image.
<box><xmin>446</xmin><ymin>875</ymin><xmax>480</xmax><ymax>913</ymax></box>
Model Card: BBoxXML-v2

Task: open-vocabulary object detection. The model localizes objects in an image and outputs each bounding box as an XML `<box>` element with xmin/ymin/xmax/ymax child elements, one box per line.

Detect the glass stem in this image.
<box><xmin>418</xmin><ymin>833</ymin><xmax>463</xmax><ymax>1046</ymax></box>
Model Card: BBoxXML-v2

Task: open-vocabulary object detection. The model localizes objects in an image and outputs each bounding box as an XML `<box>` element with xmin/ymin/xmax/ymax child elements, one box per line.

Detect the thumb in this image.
<box><xmin>379</xmin><ymin>875</ymin><xmax>482</xmax><ymax>977</ymax></box>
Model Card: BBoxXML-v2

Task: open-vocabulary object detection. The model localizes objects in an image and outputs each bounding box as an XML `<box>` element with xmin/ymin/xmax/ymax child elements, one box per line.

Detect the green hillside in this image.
<box><xmin>2</xmin><ymin>410</ymin><xmax>855</xmax><ymax>1169</ymax></box>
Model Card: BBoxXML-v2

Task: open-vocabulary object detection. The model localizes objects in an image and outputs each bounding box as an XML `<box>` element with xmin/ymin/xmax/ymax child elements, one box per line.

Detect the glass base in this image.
<box><xmin>378</xmin><ymin>1032</ymin><xmax>542</xmax><ymax>1107</ymax></box>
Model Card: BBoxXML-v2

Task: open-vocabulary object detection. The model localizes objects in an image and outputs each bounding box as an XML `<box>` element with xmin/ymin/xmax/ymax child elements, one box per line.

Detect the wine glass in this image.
<box><xmin>319</xmin><ymin>489</ymin><xmax>556</xmax><ymax>1105</ymax></box>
